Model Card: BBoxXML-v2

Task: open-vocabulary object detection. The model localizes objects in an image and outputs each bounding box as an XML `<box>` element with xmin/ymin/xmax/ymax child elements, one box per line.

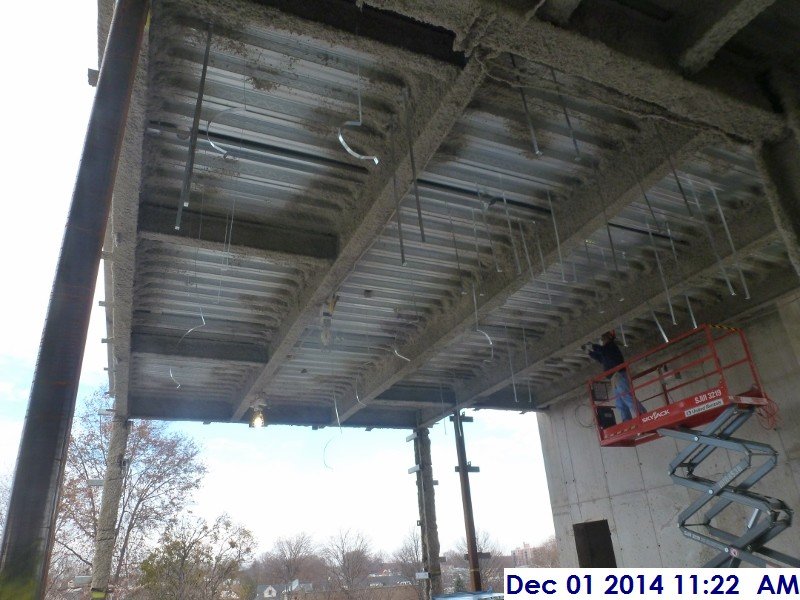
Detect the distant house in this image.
<box><xmin>257</xmin><ymin>580</ymin><xmax>314</xmax><ymax>600</ymax></box>
<box><xmin>366</xmin><ymin>574</ymin><xmax>414</xmax><ymax>588</ymax></box>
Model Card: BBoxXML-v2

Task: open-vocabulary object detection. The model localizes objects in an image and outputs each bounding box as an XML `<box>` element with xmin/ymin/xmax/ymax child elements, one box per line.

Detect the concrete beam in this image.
<box><xmin>129</xmin><ymin>394</ymin><xmax>421</xmax><ymax>428</ymax></box>
<box><xmin>531</xmin><ymin>263</ymin><xmax>800</xmax><ymax>408</ymax></box>
<box><xmin>372</xmin><ymin>387</ymin><xmax>457</xmax><ymax>410</ymax></box>
<box><xmin>129</xmin><ymin>394</ymin><xmax>234</xmax><ymax>421</ymax></box>
<box><xmin>102</xmin><ymin>9</ymin><xmax>150</xmax><ymax>419</ymax></box>
<box><xmin>431</xmin><ymin>203</ymin><xmax>779</xmax><ymax>422</ymax></box>
<box><xmin>676</xmin><ymin>0</ymin><xmax>778</xmax><ymax>74</ymax></box>
<box><xmin>229</xmin><ymin>56</ymin><xmax>488</xmax><ymax>421</ymax></box>
<box><xmin>755</xmin><ymin>135</ymin><xmax>800</xmax><ymax>278</ymax></box>
<box><xmin>361</xmin><ymin>0</ymin><xmax>783</xmax><ymax>140</ymax></box>
<box><xmin>540</xmin><ymin>0</ymin><xmax>583</xmax><ymax>25</ymax></box>
<box><xmin>138</xmin><ymin>205</ymin><xmax>338</xmax><ymax>265</ymax></box>
<box><xmin>172</xmin><ymin>0</ymin><xmax>464</xmax><ymax>76</ymax></box>
<box><xmin>130</xmin><ymin>332</ymin><xmax>267</xmax><ymax>364</ymax></box>
<box><xmin>335</xmin><ymin>122</ymin><xmax>709</xmax><ymax>423</ymax></box>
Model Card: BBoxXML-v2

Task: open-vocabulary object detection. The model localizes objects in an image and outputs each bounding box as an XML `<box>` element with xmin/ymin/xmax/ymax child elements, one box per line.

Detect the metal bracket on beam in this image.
<box><xmin>408</xmin><ymin>465</ymin><xmax>421</xmax><ymax>474</ymax></box>
<box><xmin>406</xmin><ymin>431</ymin><xmax>418</xmax><ymax>442</ymax></box>
<box><xmin>463</xmin><ymin>552</ymin><xmax>492</xmax><ymax>560</ymax></box>
<box><xmin>415</xmin><ymin>572</ymin><xmax>430</xmax><ymax>580</ymax></box>
<box><xmin>454</xmin><ymin>464</ymin><xmax>480</xmax><ymax>473</ymax></box>
<box><xmin>449</xmin><ymin>414</ymin><xmax>473</xmax><ymax>423</ymax></box>
<box><xmin>433</xmin><ymin>479</ymin><xmax>439</xmax><ymax>486</ymax></box>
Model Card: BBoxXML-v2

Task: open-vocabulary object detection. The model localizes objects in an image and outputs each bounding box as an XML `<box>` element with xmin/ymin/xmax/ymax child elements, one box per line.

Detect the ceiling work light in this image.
<box><xmin>249</xmin><ymin>406</ymin><xmax>265</xmax><ymax>428</ymax></box>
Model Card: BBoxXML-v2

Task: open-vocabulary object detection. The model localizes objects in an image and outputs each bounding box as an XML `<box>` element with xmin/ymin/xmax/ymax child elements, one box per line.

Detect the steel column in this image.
<box><xmin>452</xmin><ymin>411</ymin><xmax>481</xmax><ymax>591</ymax></box>
<box><xmin>0</xmin><ymin>1</ymin><xmax>148</xmax><ymax>597</ymax></box>
<box><xmin>413</xmin><ymin>428</ymin><xmax>442</xmax><ymax>600</ymax></box>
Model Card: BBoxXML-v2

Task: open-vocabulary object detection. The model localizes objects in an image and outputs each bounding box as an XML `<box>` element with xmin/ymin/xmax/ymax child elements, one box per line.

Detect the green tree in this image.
<box><xmin>140</xmin><ymin>513</ymin><xmax>254</xmax><ymax>600</ymax></box>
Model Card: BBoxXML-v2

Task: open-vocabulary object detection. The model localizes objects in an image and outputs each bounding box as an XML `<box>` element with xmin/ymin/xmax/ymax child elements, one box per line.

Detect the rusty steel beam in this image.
<box><xmin>0</xmin><ymin>0</ymin><xmax>148</xmax><ymax>597</ymax></box>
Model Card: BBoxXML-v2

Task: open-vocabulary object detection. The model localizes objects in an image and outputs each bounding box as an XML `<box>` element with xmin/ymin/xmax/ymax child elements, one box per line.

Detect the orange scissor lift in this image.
<box><xmin>588</xmin><ymin>324</ymin><xmax>799</xmax><ymax>567</ymax></box>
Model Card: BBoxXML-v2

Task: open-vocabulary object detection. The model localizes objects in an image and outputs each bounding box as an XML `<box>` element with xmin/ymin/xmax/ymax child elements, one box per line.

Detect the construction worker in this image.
<box><xmin>587</xmin><ymin>331</ymin><xmax>643</xmax><ymax>422</ymax></box>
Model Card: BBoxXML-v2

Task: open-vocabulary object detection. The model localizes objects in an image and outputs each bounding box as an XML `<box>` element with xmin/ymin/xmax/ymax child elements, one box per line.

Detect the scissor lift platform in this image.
<box><xmin>592</xmin><ymin>384</ymin><xmax>769</xmax><ymax>447</ymax></box>
<box><xmin>587</xmin><ymin>324</ymin><xmax>797</xmax><ymax>567</ymax></box>
<box><xmin>588</xmin><ymin>324</ymin><xmax>771</xmax><ymax>447</ymax></box>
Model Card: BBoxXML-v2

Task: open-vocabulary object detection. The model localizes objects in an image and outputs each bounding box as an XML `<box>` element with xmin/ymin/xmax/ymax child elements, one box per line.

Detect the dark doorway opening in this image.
<box><xmin>573</xmin><ymin>519</ymin><xmax>617</xmax><ymax>567</ymax></box>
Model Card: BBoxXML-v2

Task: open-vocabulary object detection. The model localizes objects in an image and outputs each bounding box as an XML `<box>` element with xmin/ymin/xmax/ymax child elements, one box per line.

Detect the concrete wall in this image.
<box><xmin>538</xmin><ymin>296</ymin><xmax>800</xmax><ymax>567</ymax></box>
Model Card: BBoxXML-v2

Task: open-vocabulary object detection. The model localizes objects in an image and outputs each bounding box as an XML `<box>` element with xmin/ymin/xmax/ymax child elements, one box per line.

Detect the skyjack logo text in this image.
<box><xmin>641</xmin><ymin>409</ymin><xmax>670</xmax><ymax>423</ymax></box>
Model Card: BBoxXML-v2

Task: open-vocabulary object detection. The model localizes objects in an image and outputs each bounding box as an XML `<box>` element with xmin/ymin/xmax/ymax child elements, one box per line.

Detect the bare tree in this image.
<box><xmin>245</xmin><ymin>543</ymin><xmax>329</xmax><ymax>593</ymax></box>
<box><xmin>527</xmin><ymin>536</ymin><xmax>559</xmax><ymax>567</ymax></box>
<box><xmin>322</xmin><ymin>530</ymin><xmax>373</xmax><ymax>600</ymax></box>
<box><xmin>392</xmin><ymin>529</ymin><xmax>424</xmax><ymax>600</ymax></box>
<box><xmin>448</xmin><ymin>531</ymin><xmax>508</xmax><ymax>592</ymax></box>
<box><xmin>139</xmin><ymin>513</ymin><xmax>254</xmax><ymax>600</ymax></box>
<box><xmin>46</xmin><ymin>388</ymin><xmax>206</xmax><ymax>596</ymax></box>
<box><xmin>274</xmin><ymin>532</ymin><xmax>313</xmax><ymax>590</ymax></box>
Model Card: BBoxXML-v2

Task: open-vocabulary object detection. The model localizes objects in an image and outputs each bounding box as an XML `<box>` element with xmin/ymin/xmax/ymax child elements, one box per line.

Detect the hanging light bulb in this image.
<box><xmin>249</xmin><ymin>406</ymin><xmax>265</xmax><ymax>428</ymax></box>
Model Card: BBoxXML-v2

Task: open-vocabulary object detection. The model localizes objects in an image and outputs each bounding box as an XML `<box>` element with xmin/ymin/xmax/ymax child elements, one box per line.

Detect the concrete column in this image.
<box><xmin>771</xmin><ymin>68</ymin><xmax>800</xmax><ymax>142</ymax></box>
<box><xmin>777</xmin><ymin>296</ymin><xmax>800</xmax><ymax>366</ymax></box>
<box><xmin>91</xmin><ymin>415</ymin><xmax>130</xmax><ymax>598</ymax></box>
<box><xmin>755</xmin><ymin>134</ymin><xmax>800</xmax><ymax>278</ymax></box>
<box><xmin>0</xmin><ymin>2</ymin><xmax>147</xmax><ymax>597</ymax></box>
<box><xmin>413</xmin><ymin>428</ymin><xmax>442</xmax><ymax>600</ymax></box>
<box><xmin>756</xmin><ymin>67</ymin><xmax>800</xmax><ymax>279</ymax></box>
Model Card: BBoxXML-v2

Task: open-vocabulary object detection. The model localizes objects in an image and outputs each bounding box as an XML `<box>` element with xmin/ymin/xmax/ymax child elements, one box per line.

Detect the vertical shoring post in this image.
<box><xmin>453</xmin><ymin>411</ymin><xmax>481</xmax><ymax>592</ymax></box>
<box><xmin>91</xmin><ymin>415</ymin><xmax>130</xmax><ymax>597</ymax></box>
<box><xmin>0</xmin><ymin>0</ymin><xmax>148</xmax><ymax>596</ymax></box>
<box><xmin>413</xmin><ymin>428</ymin><xmax>442</xmax><ymax>600</ymax></box>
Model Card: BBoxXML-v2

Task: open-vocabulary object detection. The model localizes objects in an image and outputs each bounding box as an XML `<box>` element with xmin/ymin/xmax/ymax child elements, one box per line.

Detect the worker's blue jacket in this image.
<box><xmin>589</xmin><ymin>341</ymin><xmax>626</xmax><ymax>373</ymax></box>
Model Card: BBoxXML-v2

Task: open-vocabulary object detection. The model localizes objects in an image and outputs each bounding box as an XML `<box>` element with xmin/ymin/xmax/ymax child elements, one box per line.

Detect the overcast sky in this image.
<box><xmin>0</xmin><ymin>2</ymin><xmax>555</xmax><ymax>557</ymax></box>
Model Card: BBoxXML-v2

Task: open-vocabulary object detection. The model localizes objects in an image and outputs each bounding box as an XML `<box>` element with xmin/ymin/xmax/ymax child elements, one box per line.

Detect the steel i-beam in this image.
<box><xmin>0</xmin><ymin>0</ymin><xmax>148</xmax><ymax>597</ymax></box>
